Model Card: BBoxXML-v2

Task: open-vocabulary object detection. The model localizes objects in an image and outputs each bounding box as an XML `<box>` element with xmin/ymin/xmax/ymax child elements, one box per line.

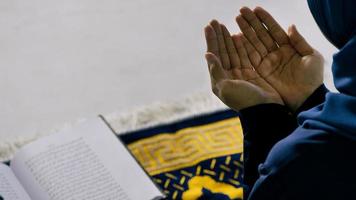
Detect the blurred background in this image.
<box><xmin>0</xmin><ymin>0</ymin><xmax>337</xmax><ymax>139</ymax></box>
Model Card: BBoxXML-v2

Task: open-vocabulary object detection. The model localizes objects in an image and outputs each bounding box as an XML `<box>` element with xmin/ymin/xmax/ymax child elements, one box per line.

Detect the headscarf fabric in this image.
<box><xmin>298</xmin><ymin>0</ymin><xmax>356</xmax><ymax>139</ymax></box>
<box><xmin>307</xmin><ymin>0</ymin><xmax>356</xmax><ymax>49</ymax></box>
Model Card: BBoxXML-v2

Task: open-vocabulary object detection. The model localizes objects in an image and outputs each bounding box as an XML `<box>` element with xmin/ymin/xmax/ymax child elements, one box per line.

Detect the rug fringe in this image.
<box><xmin>0</xmin><ymin>92</ymin><xmax>228</xmax><ymax>161</ymax></box>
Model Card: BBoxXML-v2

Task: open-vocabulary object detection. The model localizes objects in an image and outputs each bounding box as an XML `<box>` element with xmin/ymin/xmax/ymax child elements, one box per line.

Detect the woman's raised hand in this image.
<box><xmin>235</xmin><ymin>7</ymin><xmax>324</xmax><ymax>111</ymax></box>
<box><xmin>204</xmin><ymin>7</ymin><xmax>324</xmax><ymax>112</ymax></box>
<box><xmin>204</xmin><ymin>20</ymin><xmax>284</xmax><ymax>111</ymax></box>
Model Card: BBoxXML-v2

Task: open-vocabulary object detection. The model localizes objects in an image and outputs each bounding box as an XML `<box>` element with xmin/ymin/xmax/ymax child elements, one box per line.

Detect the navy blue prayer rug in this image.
<box><xmin>120</xmin><ymin>109</ymin><xmax>243</xmax><ymax>200</ymax></box>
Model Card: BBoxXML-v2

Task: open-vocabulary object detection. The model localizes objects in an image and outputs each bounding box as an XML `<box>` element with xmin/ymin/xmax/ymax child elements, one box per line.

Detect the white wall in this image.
<box><xmin>0</xmin><ymin>0</ymin><xmax>337</xmax><ymax>139</ymax></box>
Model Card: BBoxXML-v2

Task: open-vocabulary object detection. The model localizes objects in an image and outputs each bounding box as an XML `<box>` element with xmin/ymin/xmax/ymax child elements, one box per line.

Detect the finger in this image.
<box><xmin>204</xmin><ymin>25</ymin><xmax>219</xmax><ymax>56</ymax></box>
<box><xmin>288</xmin><ymin>25</ymin><xmax>313</xmax><ymax>56</ymax></box>
<box><xmin>236</xmin><ymin>15</ymin><xmax>268</xmax><ymax>57</ymax></box>
<box><xmin>205</xmin><ymin>53</ymin><xmax>222</xmax><ymax>93</ymax></box>
<box><xmin>240</xmin><ymin>34</ymin><xmax>262</xmax><ymax>67</ymax></box>
<box><xmin>210</xmin><ymin>20</ymin><xmax>231</xmax><ymax>69</ymax></box>
<box><xmin>232</xmin><ymin>33</ymin><xmax>253</xmax><ymax>68</ymax></box>
<box><xmin>205</xmin><ymin>52</ymin><xmax>227</xmax><ymax>82</ymax></box>
<box><xmin>254</xmin><ymin>7</ymin><xmax>289</xmax><ymax>46</ymax></box>
<box><xmin>221</xmin><ymin>24</ymin><xmax>241</xmax><ymax>69</ymax></box>
<box><xmin>240</xmin><ymin>7</ymin><xmax>277</xmax><ymax>51</ymax></box>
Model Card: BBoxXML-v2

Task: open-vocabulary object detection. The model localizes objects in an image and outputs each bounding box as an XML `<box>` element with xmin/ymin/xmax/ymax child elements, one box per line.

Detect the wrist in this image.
<box><xmin>294</xmin><ymin>84</ymin><xmax>328</xmax><ymax>115</ymax></box>
<box><xmin>286</xmin><ymin>84</ymin><xmax>324</xmax><ymax>112</ymax></box>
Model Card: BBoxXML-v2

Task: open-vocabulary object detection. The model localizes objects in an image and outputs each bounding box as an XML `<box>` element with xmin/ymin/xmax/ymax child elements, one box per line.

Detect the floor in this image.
<box><xmin>0</xmin><ymin>0</ymin><xmax>337</xmax><ymax>140</ymax></box>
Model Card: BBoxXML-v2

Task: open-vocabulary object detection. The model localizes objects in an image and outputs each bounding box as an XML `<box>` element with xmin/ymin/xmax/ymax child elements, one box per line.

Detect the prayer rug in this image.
<box><xmin>120</xmin><ymin>109</ymin><xmax>243</xmax><ymax>200</ymax></box>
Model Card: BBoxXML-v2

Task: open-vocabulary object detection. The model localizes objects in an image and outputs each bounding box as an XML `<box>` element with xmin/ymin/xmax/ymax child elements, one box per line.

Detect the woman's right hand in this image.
<box><xmin>204</xmin><ymin>20</ymin><xmax>284</xmax><ymax>111</ymax></box>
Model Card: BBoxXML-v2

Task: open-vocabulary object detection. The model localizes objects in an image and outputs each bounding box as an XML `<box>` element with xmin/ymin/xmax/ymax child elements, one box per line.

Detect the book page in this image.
<box><xmin>0</xmin><ymin>163</ymin><xmax>31</xmax><ymax>200</ymax></box>
<box><xmin>10</xmin><ymin>118</ymin><xmax>163</xmax><ymax>200</ymax></box>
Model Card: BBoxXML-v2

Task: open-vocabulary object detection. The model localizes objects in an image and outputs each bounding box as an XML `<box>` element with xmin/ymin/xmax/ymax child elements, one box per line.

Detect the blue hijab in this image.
<box><xmin>298</xmin><ymin>0</ymin><xmax>356</xmax><ymax>139</ymax></box>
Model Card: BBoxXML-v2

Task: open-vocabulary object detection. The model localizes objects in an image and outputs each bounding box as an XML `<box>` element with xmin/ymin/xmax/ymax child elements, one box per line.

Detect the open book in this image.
<box><xmin>0</xmin><ymin>117</ymin><xmax>165</xmax><ymax>200</ymax></box>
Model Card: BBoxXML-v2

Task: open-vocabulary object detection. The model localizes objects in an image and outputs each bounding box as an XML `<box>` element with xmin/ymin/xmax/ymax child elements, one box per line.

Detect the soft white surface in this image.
<box><xmin>0</xmin><ymin>0</ymin><xmax>337</xmax><ymax>139</ymax></box>
<box><xmin>0</xmin><ymin>92</ymin><xmax>226</xmax><ymax>161</ymax></box>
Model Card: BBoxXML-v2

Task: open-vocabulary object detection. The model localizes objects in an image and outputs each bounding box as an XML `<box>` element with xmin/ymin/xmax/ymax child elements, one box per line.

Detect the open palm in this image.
<box><xmin>204</xmin><ymin>7</ymin><xmax>324</xmax><ymax>112</ymax></box>
<box><xmin>236</xmin><ymin>7</ymin><xmax>324</xmax><ymax>111</ymax></box>
<box><xmin>205</xmin><ymin>20</ymin><xmax>284</xmax><ymax>111</ymax></box>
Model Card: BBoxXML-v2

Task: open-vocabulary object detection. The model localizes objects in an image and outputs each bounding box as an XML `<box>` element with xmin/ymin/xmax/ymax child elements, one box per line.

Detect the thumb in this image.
<box><xmin>288</xmin><ymin>25</ymin><xmax>313</xmax><ymax>56</ymax></box>
<box><xmin>205</xmin><ymin>52</ymin><xmax>227</xmax><ymax>82</ymax></box>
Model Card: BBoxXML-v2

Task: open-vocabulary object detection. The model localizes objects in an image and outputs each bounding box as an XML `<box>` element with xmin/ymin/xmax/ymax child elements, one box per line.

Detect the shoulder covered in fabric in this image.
<box><xmin>259</xmin><ymin>126</ymin><xmax>331</xmax><ymax>175</ymax></box>
<box><xmin>249</xmin><ymin>126</ymin><xmax>356</xmax><ymax>199</ymax></box>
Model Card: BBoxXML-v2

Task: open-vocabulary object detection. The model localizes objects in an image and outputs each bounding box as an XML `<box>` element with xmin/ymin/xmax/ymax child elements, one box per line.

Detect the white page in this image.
<box><xmin>0</xmin><ymin>163</ymin><xmax>31</xmax><ymax>200</ymax></box>
<box><xmin>10</xmin><ymin>118</ymin><xmax>163</xmax><ymax>200</ymax></box>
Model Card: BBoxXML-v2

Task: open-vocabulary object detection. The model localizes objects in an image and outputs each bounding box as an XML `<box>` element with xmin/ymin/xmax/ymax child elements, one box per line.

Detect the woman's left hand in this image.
<box><xmin>235</xmin><ymin>7</ymin><xmax>324</xmax><ymax>112</ymax></box>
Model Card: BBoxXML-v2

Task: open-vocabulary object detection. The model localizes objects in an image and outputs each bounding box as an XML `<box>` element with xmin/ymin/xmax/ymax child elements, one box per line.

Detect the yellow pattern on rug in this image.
<box><xmin>182</xmin><ymin>176</ymin><xmax>243</xmax><ymax>199</ymax></box>
<box><xmin>127</xmin><ymin>117</ymin><xmax>243</xmax><ymax>176</ymax></box>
